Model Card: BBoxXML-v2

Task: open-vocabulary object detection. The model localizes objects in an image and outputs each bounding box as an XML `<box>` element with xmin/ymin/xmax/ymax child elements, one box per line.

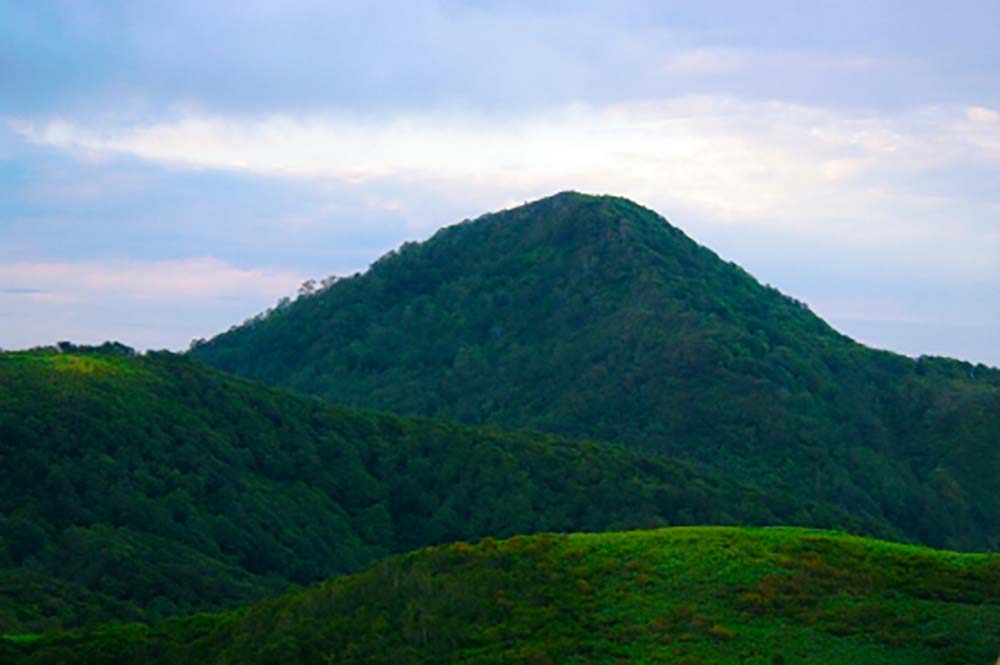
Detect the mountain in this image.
<box><xmin>7</xmin><ymin>526</ymin><xmax>999</xmax><ymax>664</ymax></box>
<box><xmin>190</xmin><ymin>192</ymin><xmax>1000</xmax><ymax>551</ymax></box>
<box><xmin>1</xmin><ymin>346</ymin><xmax>886</xmax><ymax>632</ymax></box>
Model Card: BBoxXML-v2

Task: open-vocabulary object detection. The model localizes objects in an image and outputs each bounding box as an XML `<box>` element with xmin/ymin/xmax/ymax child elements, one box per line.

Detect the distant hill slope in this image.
<box><xmin>1</xmin><ymin>347</ymin><xmax>881</xmax><ymax>632</ymax></box>
<box><xmin>191</xmin><ymin>192</ymin><xmax>1000</xmax><ymax>551</ymax></box>
<box><xmin>7</xmin><ymin>527</ymin><xmax>999</xmax><ymax>664</ymax></box>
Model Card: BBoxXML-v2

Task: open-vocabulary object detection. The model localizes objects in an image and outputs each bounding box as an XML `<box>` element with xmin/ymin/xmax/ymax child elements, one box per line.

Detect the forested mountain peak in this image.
<box><xmin>194</xmin><ymin>190</ymin><xmax>840</xmax><ymax>384</ymax></box>
<box><xmin>190</xmin><ymin>193</ymin><xmax>1000</xmax><ymax>552</ymax></box>
<box><xmin>451</xmin><ymin>190</ymin><xmax>680</xmax><ymax>249</ymax></box>
<box><xmin>370</xmin><ymin>190</ymin><xmax>779</xmax><ymax>305</ymax></box>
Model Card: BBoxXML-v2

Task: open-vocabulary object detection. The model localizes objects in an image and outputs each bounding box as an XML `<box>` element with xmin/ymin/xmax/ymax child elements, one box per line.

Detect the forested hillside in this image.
<box><xmin>191</xmin><ymin>192</ymin><xmax>1000</xmax><ymax>551</ymax></box>
<box><xmin>1</xmin><ymin>347</ymin><xmax>885</xmax><ymax>632</ymax></box>
<box><xmin>6</xmin><ymin>527</ymin><xmax>998</xmax><ymax>664</ymax></box>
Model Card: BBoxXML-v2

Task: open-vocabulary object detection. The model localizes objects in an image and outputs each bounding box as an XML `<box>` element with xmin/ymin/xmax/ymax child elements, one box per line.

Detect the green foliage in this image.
<box><xmin>7</xmin><ymin>527</ymin><xmax>999</xmax><ymax>664</ymax></box>
<box><xmin>191</xmin><ymin>192</ymin><xmax>1000</xmax><ymax>551</ymax></box>
<box><xmin>1</xmin><ymin>349</ymin><xmax>887</xmax><ymax>632</ymax></box>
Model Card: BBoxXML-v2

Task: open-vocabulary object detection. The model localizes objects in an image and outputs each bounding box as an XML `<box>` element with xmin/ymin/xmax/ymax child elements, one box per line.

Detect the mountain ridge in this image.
<box><xmin>190</xmin><ymin>192</ymin><xmax>1000</xmax><ymax>551</ymax></box>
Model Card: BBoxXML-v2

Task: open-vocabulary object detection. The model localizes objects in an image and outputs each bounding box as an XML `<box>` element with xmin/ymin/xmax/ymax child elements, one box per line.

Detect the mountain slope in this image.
<box><xmin>7</xmin><ymin>527</ymin><xmax>999</xmax><ymax>664</ymax></box>
<box><xmin>191</xmin><ymin>192</ymin><xmax>1000</xmax><ymax>551</ymax></box>
<box><xmin>1</xmin><ymin>347</ymin><xmax>884</xmax><ymax>632</ymax></box>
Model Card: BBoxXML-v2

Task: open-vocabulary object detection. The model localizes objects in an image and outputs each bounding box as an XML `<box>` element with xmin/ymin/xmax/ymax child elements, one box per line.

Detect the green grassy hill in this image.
<box><xmin>190</xmin><ymin>192</ymin><xmax>1000</xmax><ymax>552</ymax></box>
<box><xmin>6</xmin><ymin>527</ymin><xmax>998</xmax><ymax>664</ymax></box>
<box><xmin>2</xmin><ymin>347</ymin><xmax>890</xmax><ymax>632</ymax></box>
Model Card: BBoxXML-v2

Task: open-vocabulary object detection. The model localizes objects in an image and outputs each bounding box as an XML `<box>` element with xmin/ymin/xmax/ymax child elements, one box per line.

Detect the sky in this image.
<box><xmin>1</xmin><ymin>1</ymin><xmax>999</xmax><ymax>366</ymax></box>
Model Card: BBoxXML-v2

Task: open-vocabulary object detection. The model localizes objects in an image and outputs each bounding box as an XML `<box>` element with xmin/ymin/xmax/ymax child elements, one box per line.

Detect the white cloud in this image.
<box><xmin>12</xmin><ymin>97</ymin><xmax>1000</xmax><ymax>241</ymax></box>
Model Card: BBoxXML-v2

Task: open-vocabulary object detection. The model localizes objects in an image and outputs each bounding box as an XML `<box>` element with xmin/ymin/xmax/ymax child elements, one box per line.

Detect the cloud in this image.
<box><xmin>16</xmin><ymin>97</ymin><xmax>998</xmax><ymax>195</ymax></box>
<box><xmin>0</xmin><ymin>121</ymin><xmax>415</xmax><ymax>274</ymax></box>
<box><xmin>0</xmin><ymin>257</ymin><xmax>303</xmax><ymax>304</ymax></box>
<box><xmin>11</xmin><ymin>97</ymin><xmax>1000</xmax><ymax>277</ymax></box>
<box><xmin>0</xmin><ymin>257</ymin><xmax>309</xmax><ymax>351</ymax></box>
<box><xmin>966</xmin><ymin>106</ymin><xmax>1000</xmax><ymax>124</ymax></box>
<box><xmin>5</xmin><ymin>2</ymin><xmax>1000</xmax><ymax>119</ymax></box>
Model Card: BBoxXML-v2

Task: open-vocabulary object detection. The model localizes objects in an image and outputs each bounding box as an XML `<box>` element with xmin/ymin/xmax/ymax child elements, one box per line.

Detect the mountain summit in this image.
<box><xmin>191</xmin><ymin>193</ymin><xmax>1000</xmax><ymax>551</ymax></box>
<box><xmin>192</xmin><ymin>192</ymin><xmax>845</xmax><ymax>431</ymax></box>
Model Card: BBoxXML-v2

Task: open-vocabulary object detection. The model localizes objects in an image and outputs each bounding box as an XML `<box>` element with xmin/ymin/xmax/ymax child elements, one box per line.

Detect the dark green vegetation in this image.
<box><xmin>6</xmin><ymin>527</ymin><xmax>999</xmax><ymax>664</ymax></box>
<box><xmin>192</xmin><ymin>192</ymin><xmax>1000</xmax><ymax>552</ymax></box>
<box><xmin>1</xmin><ymin>347</ymin><xmax>891</xmax><ymax>632</ymax></box>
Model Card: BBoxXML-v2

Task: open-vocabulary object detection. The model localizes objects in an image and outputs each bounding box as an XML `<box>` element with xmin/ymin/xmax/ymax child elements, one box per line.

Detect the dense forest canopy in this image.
<box><xmin>191</xmin><ymin>192</ymin><xmax>1000</xmax><ymax>552</ymax></box>
<box><xmin>1</xmin><ymin>347</ymin><xmax>888</xmax><ymax>632</ymax></box>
